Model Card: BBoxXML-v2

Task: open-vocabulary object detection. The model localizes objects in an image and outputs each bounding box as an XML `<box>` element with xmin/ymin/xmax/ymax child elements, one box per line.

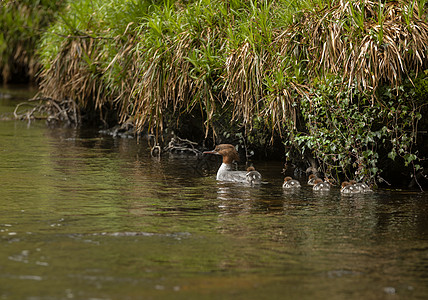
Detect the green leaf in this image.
<box><xmin>388</xmin><ymin>150</ymin><xmax>396</xmax><ymax>161</ymax></box>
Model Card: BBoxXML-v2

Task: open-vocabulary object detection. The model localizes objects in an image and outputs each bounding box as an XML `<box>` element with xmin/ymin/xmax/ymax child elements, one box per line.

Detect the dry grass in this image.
<box><xmin>36</xmin><ymin>0</ymin><xmax>428</xmax><ymax>141</ymax></box>
<box><xmin>276</xmin><ymin>0</ymin><xmax>428</xmax><ymax>94</ymax></box>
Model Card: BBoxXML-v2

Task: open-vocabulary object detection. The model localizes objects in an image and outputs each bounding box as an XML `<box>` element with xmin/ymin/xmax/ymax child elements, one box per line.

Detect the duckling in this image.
<box><xmin>340</xmin><ymin>181</ymin><xmax>359</xmax><ymax>194</ymax></box>
<box><xmin>349</xmin><ymin>180</ymin><xmax>372</xmax><ymax>193</ymax></box>
<box><xmin>313</xmin><ymin>178</ymin><xmax>330</xmax><ymax>191</ymax></box>
<box><xmin>283</xmin><ymin>176</ymin><xmax>301</xmax><ymax>189</ymax></box>
<box><xmin>246</xmin><ymin>166</ymin><xmax>262</xmax><ymax>186</ymax></box>
<box><xmin>307</xmin><ymin>174</ymin><xmax>318</xmax><ymax>185</ymax></box>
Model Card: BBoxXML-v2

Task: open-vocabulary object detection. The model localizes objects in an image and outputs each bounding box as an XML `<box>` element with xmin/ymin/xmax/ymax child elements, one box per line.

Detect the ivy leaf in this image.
<box><xmin>388</xmin><ymin>150</ymin><xmax>396</xmax><ymax>160</ymax></box>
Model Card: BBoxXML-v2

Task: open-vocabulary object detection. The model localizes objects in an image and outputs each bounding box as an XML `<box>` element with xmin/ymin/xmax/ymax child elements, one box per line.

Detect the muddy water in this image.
<box><xmin>1</xmin><ymin>86</ymin><xmax>428</xmax><ymax>299</ymax></box>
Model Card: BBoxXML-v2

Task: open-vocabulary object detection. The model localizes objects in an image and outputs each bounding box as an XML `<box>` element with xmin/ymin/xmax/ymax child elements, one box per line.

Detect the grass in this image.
<box><xmin>0</xmin><ymin>0</ymin><xmax>62</xmax><ymax>83</ymax></box>
<box><xmin>8</xmin><ymin>0</ymin><xmax>428</xmax><ymax>186</ymax></box>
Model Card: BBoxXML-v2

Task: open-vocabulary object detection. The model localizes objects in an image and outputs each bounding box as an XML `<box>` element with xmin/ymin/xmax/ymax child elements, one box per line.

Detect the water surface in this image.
<box><xmin>1</xmin><ymin>87</ymin><xmax>428</xmax><ymax>299</ymax></box>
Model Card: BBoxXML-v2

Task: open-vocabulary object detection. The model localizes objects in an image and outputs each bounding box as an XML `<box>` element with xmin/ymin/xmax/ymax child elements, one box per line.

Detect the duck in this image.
<box><xmin>340</xmin><ymin>181</ymin><xmax>360</xmax><ymax>194</ymax></box>
<box><xmin>204</xmin><ymin>144</ymin><xmax>262</xmax><ymax>185</ymax></box>
<box><xmin>349</xmin><ymin>180</ymin><xmax>372</xmax><ymax>193</ymax></box>
<box><xmin>313</xmin><ymin>178</ymin><xmax>331</xmax><ymax>191</ymax></box>
<box><xmin>283</xmin><ymin>176</ymin><xmax>301</xmax><ymax>189</ymax></box>
<box><xmin>307</xmin><ymin>174</ymin><xmax>318</xmax><ymax>185</ymax></box>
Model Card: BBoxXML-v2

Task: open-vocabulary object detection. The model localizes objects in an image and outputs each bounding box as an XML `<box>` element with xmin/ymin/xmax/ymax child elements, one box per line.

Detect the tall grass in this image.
<box><xmin>0</xmin><ymin>0</ymin><xmax>62</xmax><ymax>83</ymax></box>
<box><xmin>35</xmin><ymin>0</ymin><xmax>428</xmax><ymax>184</ymax></box>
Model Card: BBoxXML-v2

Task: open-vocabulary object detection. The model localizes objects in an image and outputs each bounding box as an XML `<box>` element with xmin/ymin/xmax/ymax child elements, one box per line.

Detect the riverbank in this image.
<box><xmin>1</xmin><ymin>0</ymin><xmax>428</xmax><ymax>188</ymax></box>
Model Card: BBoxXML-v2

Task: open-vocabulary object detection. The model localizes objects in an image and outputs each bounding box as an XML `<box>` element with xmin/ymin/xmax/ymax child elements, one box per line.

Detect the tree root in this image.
<box><xmin>164</xmin><ymin>136</ymin><xmax>201</xmax><ymax>155</ymax></box>
<box><xmin>14</xmin><ymin>97</ymin><xmax>80</xmax><ymax>126</ymax></box>
<box><xmin>148</xmin><ymin>134</ymin><xmax>202</xmax><ymax>158</ymax></box>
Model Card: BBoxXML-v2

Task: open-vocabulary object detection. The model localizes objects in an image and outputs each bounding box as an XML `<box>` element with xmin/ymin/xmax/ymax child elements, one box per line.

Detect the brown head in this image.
<box><xmin>204</xmin><ymin>144</ymin><xmax>240</xmax><ymax>164</ymax></box>
<box><xmin>284</xmin><ymin>176</ymin><xmax>293</xmax><ymax>182</ymax></box>
<box><xmin>314</xmin><ymin>178</ymin><xmax>324</xmax><ymax>185</ymax></box>
<box><xmin>349</xmin><ymin>180</ymin><xmax>357</xmax><ymax>184</ymax></box>
<box><xmin>247</xmin><ymin>166</ymin><xmax>255</xmax><ymax>172</ymax></box>
<box><xmin>341</xmin><ymin>181</ymin><xmax>351</xmax><ymax>188</ymax></box>
<box><xmin>308</xmin><ymin>174</ymin><xmax>317</xmax><ymax>180</ymax></box>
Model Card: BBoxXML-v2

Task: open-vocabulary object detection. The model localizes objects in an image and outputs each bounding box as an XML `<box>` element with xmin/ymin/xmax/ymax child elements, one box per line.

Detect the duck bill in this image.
<box><xmin>203</xmin><ymin>150</ymin><xmax>218</xmax><ymax>155</ymax></box>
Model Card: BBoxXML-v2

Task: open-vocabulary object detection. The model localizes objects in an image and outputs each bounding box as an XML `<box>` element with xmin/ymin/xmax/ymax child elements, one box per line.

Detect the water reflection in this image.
<box><xmin>0</xmin><ymin>92</ymin><xmax>428</xmax><ymax>299</ymax></box>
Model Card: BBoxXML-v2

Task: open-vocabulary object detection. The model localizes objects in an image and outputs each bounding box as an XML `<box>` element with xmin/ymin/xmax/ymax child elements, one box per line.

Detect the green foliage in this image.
<box><xmin>11</xmin><ymin>0</ymin><xmax>428</xmax><ymax>185</ymax></box>
<box><xmin>0</xmin><ymin>0</ymin><xmax>62</xmax><ymax>82</ymax></box>
<box><xmin>290</xmin><ymin>74</ymin><xmax>426</xmax><ymax>185</ymax></box>
<box><xmin>291</xmin><ymin>77</ymin><xmax>384</xmax><ymax>183</ymax></box>
<box><xmin>379</xmin><ymin>72</ymin><xmax>427</xmax><ymax>176</ymax></box>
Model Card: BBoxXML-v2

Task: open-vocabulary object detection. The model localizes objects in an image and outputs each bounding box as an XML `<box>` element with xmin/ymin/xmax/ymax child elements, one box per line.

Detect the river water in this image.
<box><xmin>1</xmin><ymin>86</ymin><xmax>428</xmax><ymax>299</ymax></box>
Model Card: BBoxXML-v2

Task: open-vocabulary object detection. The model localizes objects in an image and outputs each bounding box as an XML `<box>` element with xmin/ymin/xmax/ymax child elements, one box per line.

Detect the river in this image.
<box><xmin>1</xmin><ymin>86</ymin><xmax>428</xmax><ymax>299</ymax></box>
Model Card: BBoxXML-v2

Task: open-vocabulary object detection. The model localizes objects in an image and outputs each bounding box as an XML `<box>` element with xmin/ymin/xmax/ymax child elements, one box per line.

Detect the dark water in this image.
<box><xmin>1</xmin><ymin>87</ymin><xmax>428</xmax><ymax>299</ymax></box>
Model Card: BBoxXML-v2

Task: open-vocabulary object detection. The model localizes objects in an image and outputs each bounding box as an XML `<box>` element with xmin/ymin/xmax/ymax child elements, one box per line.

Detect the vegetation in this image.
<box><xmin>2</xmin><ymin>0</ymin><xmax>428</xmax><ymax>187</ymax></box>
<box><xmin>0</xmin><ymin>0</ymin><xmax>63</xmax><ymax>83</ymax></box>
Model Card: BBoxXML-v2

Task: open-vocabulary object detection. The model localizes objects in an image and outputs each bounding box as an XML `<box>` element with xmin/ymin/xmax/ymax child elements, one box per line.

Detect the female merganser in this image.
<box><xmin>283</xmin><ymin>176</ymin><xmax>301</xmax><ymax>189</ymax></box>
<box><xmin>307</xmin><ymin>174</ymin><xmax>318</xmax><ymax>185</ymax></box>
<box><xmin>349</xmin><ymin>180</ymin><xmax>372</xmax><ymax>193</ymax></box>
<box><xmin>313</xmin><ymin>178</ymin><xmax>330</xmax><ymax>191</ymax></box>
<box><xmin>204</xmin><ymin>144</ymin><xmax>262</xmax><ymax>184</ymax></box>
<box><xmin>340</xmin><ymin>181</ymin><xmax>359</xmax><ymax>194</ymax></box>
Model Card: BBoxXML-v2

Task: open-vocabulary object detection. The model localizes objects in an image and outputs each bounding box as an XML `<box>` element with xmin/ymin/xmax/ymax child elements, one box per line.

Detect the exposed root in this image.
<box><xmin>14</xmin><ymin>102</ymin><xmax>40</xmax><ymax>121</ymax></box>
<box><xmin>408</xmin><ymin>167</ymin><xmax>427</xmax><ymax>191</ymax></box>
<box><xmin>164</xmin><ymin>136</ymin><xmax>202</xmax><ymax>156</ymax></box>
<box><xmin>147</xmin><ymin>134</ymin><xmax>202</xmax><ymax>158</ymax></box>
<box><xmin>150</xmin><ymin>145</ymin><xmax>161</xmax><ymax>157</ymax></box>
<box><xmin>14</xmin><ymin>97</ymin><xmax>80</xmax><ymax>127</ymax></box>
